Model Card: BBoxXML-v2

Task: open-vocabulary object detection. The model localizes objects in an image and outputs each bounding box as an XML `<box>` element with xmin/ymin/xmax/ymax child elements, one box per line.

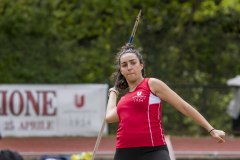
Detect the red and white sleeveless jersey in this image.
<box><xmin>116</xmin><ymin>78</ymin><xmax>166</xmax><ymax>148</ymax></box>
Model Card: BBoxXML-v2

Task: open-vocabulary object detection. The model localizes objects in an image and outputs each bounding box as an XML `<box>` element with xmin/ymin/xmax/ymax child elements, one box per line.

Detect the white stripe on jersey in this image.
<box><xmin>149</xmin><ymin>92</ymin><xmax>161</xmax><ymax>104</ymax></box>
<box><xmin>147</xmin><ymin>104</ymin><xmax>154</xmax><ymax>146</ymax></box>
<box><xmin>148</xmin><ymin>93</ymin><xmax>164</xmax><ymax>146</ymax></box>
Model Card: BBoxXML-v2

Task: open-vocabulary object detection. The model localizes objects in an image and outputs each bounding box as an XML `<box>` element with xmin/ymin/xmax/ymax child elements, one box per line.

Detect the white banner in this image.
<box><xmin>0</xmin><ymin>84</ymin><xmax>108</xmax><ymax>137</ymax></box>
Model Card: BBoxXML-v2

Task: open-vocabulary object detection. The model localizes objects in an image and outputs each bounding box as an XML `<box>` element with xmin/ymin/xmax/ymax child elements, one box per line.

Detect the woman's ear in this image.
<box><xmin>140</xmin><ymin>63</ymin><xmax>144</xmax><ymax>70</ymax></box>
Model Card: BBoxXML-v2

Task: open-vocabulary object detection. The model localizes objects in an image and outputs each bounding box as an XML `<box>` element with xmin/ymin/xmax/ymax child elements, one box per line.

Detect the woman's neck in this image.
<box><xmin>128</xmin><ymin>77</ymin><xmax>144</xmax><ymax>92</ymax></box>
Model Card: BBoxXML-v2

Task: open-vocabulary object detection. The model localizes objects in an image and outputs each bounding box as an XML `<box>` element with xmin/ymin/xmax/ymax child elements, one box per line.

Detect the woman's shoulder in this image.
<box><xmin>147</xmin><ymin>77</ymin><xmax>164</xmax><ymax>84</ymax></box>
<box><xmin>147</xmin><ymin>78</ymin><xmax>170</xmax><ymax>97</ymax></box>
<box><xmin>147</xmin><ymin>77</ymin><xmax>167</xmax><ymax>89</ymax></box>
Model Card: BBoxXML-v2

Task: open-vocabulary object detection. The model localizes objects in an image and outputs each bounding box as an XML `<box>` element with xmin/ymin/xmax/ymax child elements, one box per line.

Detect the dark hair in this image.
<box><xmin>0</xmin><ymin>150</ymin><xmax>24</xmax><ymax>160</ymax></box>
<box><xmin>112</xmin><ymin>43</ymin><xmax>145</xmax><ymax>91</ymax></box>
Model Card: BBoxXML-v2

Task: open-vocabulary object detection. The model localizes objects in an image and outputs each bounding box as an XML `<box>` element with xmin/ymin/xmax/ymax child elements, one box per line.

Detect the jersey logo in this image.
<box><xmin>132</xmin><ymin>91</ymin><xmax>146</xmax><ymax>102</ymax></box>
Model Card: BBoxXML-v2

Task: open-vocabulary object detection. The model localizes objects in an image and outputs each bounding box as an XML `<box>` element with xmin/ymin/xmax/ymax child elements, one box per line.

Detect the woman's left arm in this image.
<box><xmin>149</xmin><ymin>78</ymin><xmax>226</xmax><ymax>143</ymax></box>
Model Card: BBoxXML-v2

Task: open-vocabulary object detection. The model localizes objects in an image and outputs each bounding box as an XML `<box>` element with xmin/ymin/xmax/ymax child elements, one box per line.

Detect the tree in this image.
<box><xmin>0</xmin><ymin>0</ymin><xmax>239</xmax><ymax>135</ymax></box>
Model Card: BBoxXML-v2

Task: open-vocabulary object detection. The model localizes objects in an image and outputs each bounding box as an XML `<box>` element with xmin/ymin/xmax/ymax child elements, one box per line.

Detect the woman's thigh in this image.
<box><xmin>114</xmin><ymin>146</ymin><xmax>170</xmax><ymax>160</ymax></box>
<box><xmin>140</xmin><ymin>149</ymin><xmax>170</xmax><ymax>160</ymax></box>
<box><xmin>114</xmin><ymin>147</ymin><xmax>141</xmax><ymax>160</ymax></box>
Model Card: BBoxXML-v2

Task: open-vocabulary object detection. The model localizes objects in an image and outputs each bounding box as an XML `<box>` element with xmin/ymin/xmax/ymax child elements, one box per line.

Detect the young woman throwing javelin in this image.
<box><xmin>106</xmin><ymin>43</ymin><xmax>226</xmax><ymax>160</ymax></box>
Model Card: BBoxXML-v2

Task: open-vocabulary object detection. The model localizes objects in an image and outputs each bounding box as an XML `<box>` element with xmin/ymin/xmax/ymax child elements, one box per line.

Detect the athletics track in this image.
<box><xmin>0</xmin><ymin>136</ymin><xmax>240</xmax><ymax>159</ymax></box>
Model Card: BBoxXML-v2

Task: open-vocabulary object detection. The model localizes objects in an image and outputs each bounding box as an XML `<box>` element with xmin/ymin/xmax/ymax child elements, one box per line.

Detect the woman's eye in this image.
<box><xmin>131</xmin><ymin>61</ymin><xmax>136</xmax><ymax>65</ymax></box>
<box><xmin>121</xmin><ymin>64</ymin><xmax>127</xmax><ymax>68</ymax></box>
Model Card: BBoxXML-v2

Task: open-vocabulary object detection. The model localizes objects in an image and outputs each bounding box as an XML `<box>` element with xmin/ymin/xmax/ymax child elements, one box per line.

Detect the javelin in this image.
<box><xmin>129</xmin><ymin>10</ymin><xmax>141</xmax><ymax>44</ymax></box>
<box><xmin>91</xmin><ymin>10</ymin><xmax>142</xmax><ymax>160</ymax></box>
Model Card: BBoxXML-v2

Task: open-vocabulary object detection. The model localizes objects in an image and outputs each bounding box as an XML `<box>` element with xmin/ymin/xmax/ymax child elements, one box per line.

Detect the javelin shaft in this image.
<box><xmin>91</xmin><ymin>120</ymin><xmax>106</xmax><ymax>160</ymax></box>
<box><xmin>129</xmin><ymin>10</ymin><xmax>141</xmax><ymax>44</ymax></box>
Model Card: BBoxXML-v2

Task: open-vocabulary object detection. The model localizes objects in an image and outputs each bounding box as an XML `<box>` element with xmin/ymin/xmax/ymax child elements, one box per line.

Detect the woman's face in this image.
<box><xmin>119</xmin><ymin>53</ymin><xmax>143</xmax><ymax>82</ymax></box>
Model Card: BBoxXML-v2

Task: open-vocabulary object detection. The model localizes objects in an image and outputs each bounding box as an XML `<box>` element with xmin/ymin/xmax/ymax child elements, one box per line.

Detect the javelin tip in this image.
<box><xmin>129</xmin><ymin>10</ymin><xmax>142</xmax><ymax>44</ymax></box>
<box><xmin>138</xmin><ymin>10</ymin><xmax>142</xmax><ymax>19</ymax></box>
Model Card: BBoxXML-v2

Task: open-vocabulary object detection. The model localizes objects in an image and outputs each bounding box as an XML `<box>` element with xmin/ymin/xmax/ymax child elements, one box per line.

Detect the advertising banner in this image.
<box><xmin>0</xmin><ymin>84</ymin><xmax>108</xmax><ymax>137</ymax></box>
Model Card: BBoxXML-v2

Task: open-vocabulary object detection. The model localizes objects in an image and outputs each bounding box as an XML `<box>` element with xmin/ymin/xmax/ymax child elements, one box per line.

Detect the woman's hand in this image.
<box><xmin>210</xmin><ymin>129</ymin><xmax>226</xmax><ymax>143</ymax></box>
<box><xmin>105</xmin><ymin>87</ymin><xmax>119</xmax><ymax>123</ymax></box>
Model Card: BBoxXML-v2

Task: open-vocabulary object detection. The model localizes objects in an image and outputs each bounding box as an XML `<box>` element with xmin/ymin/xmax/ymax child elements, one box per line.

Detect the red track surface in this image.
<box><xmin>0</xmin><ymin>136</ymin><xmax>240</xmax><ymax>159</ymax></box>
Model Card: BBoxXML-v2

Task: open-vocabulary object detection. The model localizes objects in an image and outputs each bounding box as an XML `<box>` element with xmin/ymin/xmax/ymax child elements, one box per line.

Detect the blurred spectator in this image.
<box><xmin>0</xmin><ymin>149</ymin><xmax>23</xmax><ymax>160</ymax></box>
<box><xmin>227</xmin><ymin>87</ymin><xmax>240</xmax><ymax>136</ymax></box>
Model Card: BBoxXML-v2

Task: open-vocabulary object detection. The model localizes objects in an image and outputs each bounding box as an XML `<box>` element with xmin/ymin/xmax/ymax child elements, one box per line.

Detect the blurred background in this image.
<box><xmin>0</xmin><ymin>0</ymin><xmax>240</xmax><ymax>159</ymax></box>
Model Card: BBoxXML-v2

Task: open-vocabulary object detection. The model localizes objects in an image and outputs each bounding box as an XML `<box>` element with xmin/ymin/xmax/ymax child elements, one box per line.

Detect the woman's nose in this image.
<box><xmin>127</xmin><ymin>64</ymin><xmax>133</xmax><ymax>70</ymax></box>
